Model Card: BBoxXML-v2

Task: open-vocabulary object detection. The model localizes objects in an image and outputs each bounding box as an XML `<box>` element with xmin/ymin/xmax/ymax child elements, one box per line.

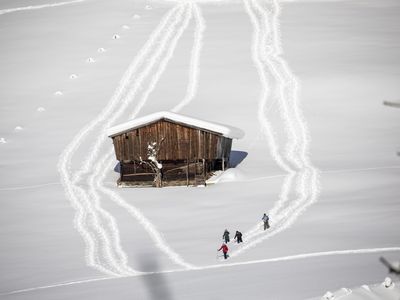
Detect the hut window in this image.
<box><xmin>125</xmin><ymin>133</ymin><xmax>129</xmax><ymax>139</ymax></box>
<box><xmin>135</xmin><ymin>130</ymin><xmax>139</xmax><ymax>136</ymax></box>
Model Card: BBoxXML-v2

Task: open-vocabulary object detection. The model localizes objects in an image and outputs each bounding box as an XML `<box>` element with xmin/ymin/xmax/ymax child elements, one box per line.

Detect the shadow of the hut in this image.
<box><xmin>137</xmin><ymin>253</ymin><xmax>173</xmax><ymax>300</ymax></box>
<box><xmin>114</xmin><ymin>162</ymin><xmax>120</xmax><ymax>173</ymax></box>
<box><xmin>230</xmin><ymin>150</ymin><xmax>248</xmax><ymax>168</ymax></box>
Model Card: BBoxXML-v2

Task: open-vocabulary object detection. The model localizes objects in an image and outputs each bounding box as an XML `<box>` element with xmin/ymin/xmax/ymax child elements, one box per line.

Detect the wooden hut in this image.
<box><xmin>107</xmin><ymin>111</ymin><xmax>244</xmax><ymax>187</ymax></box>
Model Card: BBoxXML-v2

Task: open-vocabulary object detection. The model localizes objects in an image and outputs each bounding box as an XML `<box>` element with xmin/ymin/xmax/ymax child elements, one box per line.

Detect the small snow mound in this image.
<box><xmin>132</xmin><ymin>14</ymin><xmax>141</xmax><ymax>19</ymax></box>
<box><xmin>69</xmin><ymin>74</ymin><xmax>78</xmax><ymax>79</ymax></box>
<box><xmin>0</xmin><ymin>137</ymin><xmax>7</xmax><ymax>144</ymax></box>
<box><xmin>112</xmin><ymin>34</ymin><xmax>120</xmax><ymax>40</ymax></box>
<box><xmin>339</xmin><ymin>288</ymin><xmax>352</xmax><ymax>294</ymax></box>
<box><xmin>313</xmin><ymin>280</ymin><xmax>400</xmax><ymax>300</ymax></box>
<box><xmin>122</xmin><ymin>25</ymin><xmax>130</xmax><ymax>30</ymax></box>
<box><xmin>14</xmin><ymin>126</ymin><xmax>23</xmax><ymax>131</ymax></box>
<box><xmin>98</xmin><ymin>47</ymin><xmax>106</xmax><ymax>53</ymax></box>
<box><xmin>383</xmin><ymin>277</ymin><xmax>394</xmax><ymax>289</ymax></box>
<box><xmin>37</xmin><ymin>107</ymin><xmax>46</xmax><ymax>112</ymax></box>
<box><xmin>207</xmin><ymin>169</ymin><xmax>245</xmax><ymax>184</ymax></box>
<box><xmin>218</xmin><ymin>168</ymin><xmax>245</xmax><ymax>183</ymax></box>
<box><xmin>322</xmin><ymin>291</ymin><xmax>334</xmax><ymax>300</ymax></box>
<box><xmin>54</xmin><ymin>91</ymin><xmax>63</xmax><ymax>96</ymax></box>
<box><xmin>145</xmin><ymin>5</ymin><xmax>152</xmax><ymax>10</ymax></box>
<box><xmin>361</xmin><ymin>285</ymin><xmax>371</xmax><ymax>291</ymax></box>
<box><xmin>86</xmin><ymin>57</ymin><xmax>95</xmax><ymax>63</ymax></box>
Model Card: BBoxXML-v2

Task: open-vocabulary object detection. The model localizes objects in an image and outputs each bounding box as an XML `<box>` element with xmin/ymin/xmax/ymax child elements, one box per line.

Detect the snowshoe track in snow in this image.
<box><xmin>57</xmin><ymin>2</ymin><xmax>201</xmax><ymax>276</ymax></box>
<box><xmin>231</xmin><ymin>0</ymin><xmax>320</xmax><ymax>258</ymax></box>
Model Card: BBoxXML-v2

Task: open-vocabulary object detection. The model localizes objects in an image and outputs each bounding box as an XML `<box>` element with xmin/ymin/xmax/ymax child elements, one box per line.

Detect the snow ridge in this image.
<box><xmin>231</xmin><ymin>0</ymin><xmax>320</xmax><ymax>257</ymax></box>
<box><xmin>0</xmin><ymin>0</ymin><xmax>85</xmax><ymax>16</ymax></box>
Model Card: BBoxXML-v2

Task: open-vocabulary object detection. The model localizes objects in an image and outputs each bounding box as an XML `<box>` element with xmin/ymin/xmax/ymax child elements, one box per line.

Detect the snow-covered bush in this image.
<box><xmin>147</xmin><ymin>142</ymin><xmax>163</xmax><ymax>169</ymax></box>
<box><xmin>138</xmin><ymin>138</ymin><xmax>165</xmax><ymax>187</ymax></box>
<box><xmin>383</xmin><ymin>277</ymin><xmax>394</xmax><ymax>289</ymax></box>
<box><xmin>322</xmin><ymin>291</ymin><xmax>334</xmax><ymax>300</ymax></box>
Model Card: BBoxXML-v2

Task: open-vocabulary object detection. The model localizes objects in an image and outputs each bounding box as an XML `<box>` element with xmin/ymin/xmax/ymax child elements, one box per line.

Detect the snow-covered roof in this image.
<box><xmin>107</xmin><ymin>111</ymin><xmax>245</xmax><ymax>139</ymax></box>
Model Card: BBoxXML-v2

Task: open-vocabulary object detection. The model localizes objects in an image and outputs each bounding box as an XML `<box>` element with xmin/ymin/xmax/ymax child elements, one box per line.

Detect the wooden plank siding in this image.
<box><xmin>112</xmin><ymin>119</ymin><xmax>232</xmax><ymax>162</ymax></box>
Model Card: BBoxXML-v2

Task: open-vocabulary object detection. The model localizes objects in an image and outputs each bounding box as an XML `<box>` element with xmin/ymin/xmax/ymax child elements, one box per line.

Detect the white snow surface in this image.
<box><xmin>107</xmin><ymin>110</ymin><xmax>245</xmax><ymax>138</ymax></box>
<box><xmin>0</xmin><ymin>0</ymin><xmax>400</xmax><ymax>299</ymax></box>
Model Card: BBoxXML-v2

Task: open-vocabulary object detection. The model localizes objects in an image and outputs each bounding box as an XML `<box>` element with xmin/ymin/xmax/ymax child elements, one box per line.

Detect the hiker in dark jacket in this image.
<box><xmin>234</xmin><ymin>230</ymin><xmax>243</xmax><ymax>243</ymax></box>
<box><xmin>218</xmin><ymin>243</ymin><xmax>229</xmax><ymax>259</ymax></box>
<box><xmin>262</xmin><ymin>213</ymin><xmax>270</xmax><ymax>230</ymax></box>
<box><xmin>222</xmin><ymin>229</ymin><xmax>230</xmax><ymax>243</ymax></box>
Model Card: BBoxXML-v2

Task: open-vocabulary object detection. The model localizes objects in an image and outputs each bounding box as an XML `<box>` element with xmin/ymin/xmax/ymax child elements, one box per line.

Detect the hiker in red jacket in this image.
<box><xmin>218</xmin><ymin>243</ymin><xmax>229</xmax><ymax>259</ymax></box>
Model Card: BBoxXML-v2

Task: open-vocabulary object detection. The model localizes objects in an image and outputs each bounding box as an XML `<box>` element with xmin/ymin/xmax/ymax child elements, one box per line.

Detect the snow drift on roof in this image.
<box><xmin>107</xmin><ymin>111</ymin><xmax>245</xmax><ymax>139</ymax></box>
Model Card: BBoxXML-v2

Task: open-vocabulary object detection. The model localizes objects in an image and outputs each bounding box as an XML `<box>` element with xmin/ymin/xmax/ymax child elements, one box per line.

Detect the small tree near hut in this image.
<box><xmin>138</xmin><ymin>138</ymin><xmax>165</xmax><ymax>187</ymax></box>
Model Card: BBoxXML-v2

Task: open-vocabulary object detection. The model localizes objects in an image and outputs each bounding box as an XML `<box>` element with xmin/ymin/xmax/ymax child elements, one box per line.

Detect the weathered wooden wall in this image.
<box><xmin>112</xmin><ymin>119</ymin><xmax>232</xmax><ymax>162</ymax></box>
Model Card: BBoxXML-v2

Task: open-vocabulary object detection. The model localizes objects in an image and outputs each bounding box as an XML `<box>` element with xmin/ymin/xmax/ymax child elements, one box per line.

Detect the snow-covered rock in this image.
<box><xmin>145</xmin><ymin>5</ymin><xmax>152</xmax><ymax>10</ymax></box>
<box><xmin>122</xmin><ymin>25</ymin><xmax>130</xmax><ymax>30</ymax></box>
<box><xmin>322</xmin><ymin>291</ymin><xmax>334</xmax><ymax>300</ymax></box>
<box><xmin>132</xmin><ymin>14</ymin><xmax>141</xmax><ymax>19</ymax></box>
<box><xmin>86</xmin><ymin>57</ymin><xmax>95</xmax><ymax>63</ymax></box>
<box><xmin>383</xmin><ymin>277</ymin><xmax>394</xmax><ymax>289</ymax></box>
<box><xmin>54</xmin><ymin>91</ymin><xmax>63</xmax><ymax>96</ymax></box>
<box><xmin>69</xmin><ymin>74</ymin><xmax>78</xmax><ymax>79</ymax></box>
<box><xmin>14</xmin><ymin>126</ymin><xmax>23</xmax><ymax>131</ymax></box>
<box><xmin>312</xmin><ymin>278</ymin><xmax>400</xmax><ymax>300</ymax></box>
<box><xmin>97</xmin><ymin>47</ymin><xmax>106</xmax><ymax>53</ymax></box>
<box><xmin>37</xmin><ymin>107</ymin><xmax>46</xmax><ymax>112</ymax></box>
<box><xmin>0</xmin><ymin>137</ymin><xmax>7</xmax><ymax>144</ymax></box>
<box><xmin>361</xmin><ymin>285</ymin><xmax>371</xmax><ymax>292</ymax></box>
<box><xmin>112</xmin><ymin>34</ymin><xmax>120</xmax><ymax>40</ymax></box>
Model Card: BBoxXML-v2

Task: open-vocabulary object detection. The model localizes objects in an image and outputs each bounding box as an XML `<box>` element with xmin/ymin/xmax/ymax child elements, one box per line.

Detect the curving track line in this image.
<box><xmin>4</xmin><ymin>246</ymin><xmax>400</xmax><ymax>296</ymax></box>
<box><xmin>57</xmin><ymin>4</ymin><xmax>187</xmax><ymax>276</ymax></box>
<box><xmin>89</xmin><ymin>2</ymin><xmax>205</xmax><ymax>271</ymax></box>
<box><xmin>90</xmin><ymin>2</ymin><xmax>195</xmax><ymax>270</ymax></box>
<box><xmin>172</xmin><ymin>3</ymin><xmax>206</xmax><ymax>112</ymax></box>
<box><xmin>231</xmin><ymin>0</ymin><xmax>320</xmax><ymax>257</ymax></box>
<box><xmin>236</xmin><ymin>0</ymin><xmax>296</xmax><ymax>246</ymax></box>
<box><xmin>0</xmin><ymin>0</ymin><xmax>86</xmax><ymax>16</ymax></box>
<box><xmin>94</xmin><ymin>2</ymin><xmax>206</xmax><ymax>270</ymax></box>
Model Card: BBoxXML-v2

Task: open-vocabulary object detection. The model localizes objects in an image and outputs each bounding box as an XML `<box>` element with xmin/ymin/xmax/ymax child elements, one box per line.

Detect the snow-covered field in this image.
<box><xmin>0</xmin><ymin>0</ymin><xmax>399</xmax><ymax>299</ymax></box>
